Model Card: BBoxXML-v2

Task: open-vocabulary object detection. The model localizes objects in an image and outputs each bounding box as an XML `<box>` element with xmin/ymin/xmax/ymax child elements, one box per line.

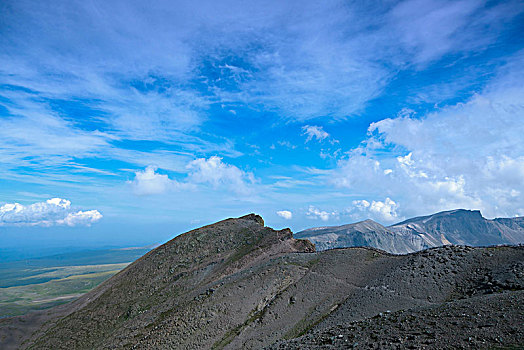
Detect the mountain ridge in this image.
<box><xmin>296</xmin><ymin>209</ymin><xmax>524</xmax><ymax>254</ymax></box>
<box><xmin>1</xmin><ymin>214</ymin><xmax>523</xmax><ymax>349</ymax></box>
<box><xmin>391</xmin><ymin>208</ymin><xmax>483</xmax><ymax>226</ymax></box>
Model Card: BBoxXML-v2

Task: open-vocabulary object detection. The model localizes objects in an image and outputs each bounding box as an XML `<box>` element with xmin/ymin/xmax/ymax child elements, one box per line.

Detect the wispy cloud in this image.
<box><xmin>302</xmin><ymin>125</ymin><xmax>330</xmax><ymax>143</ymax></box>
<box><xmin>386</xmin><ymin>0</ymin><xmax>523</xmax><ymax>66</ymax></box>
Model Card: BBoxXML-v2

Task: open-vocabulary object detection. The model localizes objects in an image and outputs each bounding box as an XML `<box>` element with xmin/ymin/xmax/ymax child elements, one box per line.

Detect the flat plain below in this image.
<box><xmin>0</xmin><ymin>247</ymin><xmax>152</xmax><ymax>317</ymax></box>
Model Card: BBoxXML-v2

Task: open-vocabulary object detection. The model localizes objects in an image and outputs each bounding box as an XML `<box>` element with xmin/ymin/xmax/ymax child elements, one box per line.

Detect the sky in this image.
<box><xmin>1</xmin><ymin>0</ymin><xmax>524</xmax><ymax>256</ymax></box>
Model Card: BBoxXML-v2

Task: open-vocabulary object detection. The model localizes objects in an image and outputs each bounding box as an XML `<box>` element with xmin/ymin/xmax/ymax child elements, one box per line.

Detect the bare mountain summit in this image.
<box><xmin>1</xmin><ymin>214</ymin><xmax>523</xmax><ymax>349</ymax></box>
<box><xmin>295</xmin><ymin>219</ymin><xmax>426</xmax><ymax>254</ymax></box>
<box><xmin>296</xmin><ymin>209</ymin><xmax>524</xmax><ymax>254</ymax></box>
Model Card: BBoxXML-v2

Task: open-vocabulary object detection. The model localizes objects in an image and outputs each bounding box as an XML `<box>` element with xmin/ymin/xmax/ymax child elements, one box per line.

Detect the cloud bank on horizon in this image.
<box><xmin>0</xmin><ymin>0</ymin><xmax>523</xmax><ymax>236</ymax></box>
<box><xmin>0</xmin><ymin>198</ymin><xmax>102</xmax><ymax>227</ymax></box>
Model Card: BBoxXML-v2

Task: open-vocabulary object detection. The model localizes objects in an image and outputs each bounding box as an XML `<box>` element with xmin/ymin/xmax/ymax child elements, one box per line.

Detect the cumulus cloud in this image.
<box><xmin>352</xmin><ymin>198</ymin><xmax>399</xmax><ymax>222</ymax></box>
<box><xmin>187</xmin><ymin>156</ymin><xmax>255</xmax><ymax>194</ymax></box>
<box><xmin>332</xmin><ymin>54</ymin><xmax>524</xmax><ymax>218</ymax></box>
<box><xmin>306</xmin><ymin>206</ymin><xmax>337</xmax><ymax>221</ymax></box>
<box><xmin>129</xmin><ymin>166</ymin><xmax>178</xmax><ymax>195</ymax></box>
<box><xmin>276</xmin><ymin>210</ymin><xmax>293</xmax><ymax>220</ymax></box>
<box><xmin>302</xmin><ymin>125</ymin><xmax>330</xmax><ymax>143</ymax></box>
<box><xmin>129</xmin><ymin>157</ymin><xmax>256</xmax><ymax>196</ymax></box>
<box><xmin>57</xmin><ymin>210</ymin><xmax>103</xmax><ymax>226</ymax></box>
<box><xmin>0</xmin><ymin>198</ymin><xmax>102</xmax><ymax>227</ymax></box>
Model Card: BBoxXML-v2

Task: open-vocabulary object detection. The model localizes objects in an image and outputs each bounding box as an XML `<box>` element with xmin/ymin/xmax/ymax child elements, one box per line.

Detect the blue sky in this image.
<box><xmin>1</xmin><ymin>0</ymin><xmax>524</xmax><ymax>254</ymax></box>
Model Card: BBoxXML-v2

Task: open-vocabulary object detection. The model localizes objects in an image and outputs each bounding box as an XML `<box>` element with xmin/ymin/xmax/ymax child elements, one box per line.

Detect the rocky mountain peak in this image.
<box><xmin>237</xmin><ymin>213</ymin><xmax>265</xmax><ymax>226</ymax></box>
<box><xmin>435</xmin><ymin>209</ymin><xmax>483</xmax><ymax>220</ymax></box>
<box><xmin>392</xmin><ymin>209</ymin><xmax>483</xmax><ymax>226</ymax></box>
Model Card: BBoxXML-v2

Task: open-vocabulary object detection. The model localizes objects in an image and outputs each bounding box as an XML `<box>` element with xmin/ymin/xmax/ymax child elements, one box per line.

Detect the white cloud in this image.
<box><xmin>302</xmin><ymin>125</ymin><xmax>329</xmax><ymax>142</ymax></box>
<box><xmin>128</xmin><ymin>157</ymin><xmax>256</xmax><ymax>196</ymax></box>
<box><xmin>129</xmin><ymin>166</ymin><xmax>178</xmax><ymax>195</ymax></box>
<box><xmin>332</xmin><ymin>53</ymin><xmax>524</xmax><ymax>218</ymax></box>
<box><xmin>369</xmin><ymin>198</ymin><xmax>399</xmax><ymax>221</ymax></box>
<box><xmin>371</xmin><ymin>198</ymin><xmax>398</xmax><ymax>221</ymax></box>
<box><xmin>353</xmin><ymin>199</ymin><xmax>370</xmax><ymax>210</ymax></box>
<box><xmin>352</xmin><ymin>198</ymin><xmax>399</xmax><ymax>222</ymax></box>
<box><xmin>57</xmin><ymin>210</ymin><xmax>103</xmax><ymax>227</ymax></box>
<box><xmin>306</xmin><ymin>206</ymin><xmax>337</xmax><ymax>221</ymax></box>
<box><xmin>186</xmin><ymin>156</ymin><xmax>255</xmax><ymax>195</ymax></box>
<box><xmin>0</xmin><ymin>198</ymin><xmax>102</xmax><ymax>227</ymax></box>
<box><xmin>276</xmin><ymin>210</ymin><xmax>293</xmax><ymax>220</ymax></box>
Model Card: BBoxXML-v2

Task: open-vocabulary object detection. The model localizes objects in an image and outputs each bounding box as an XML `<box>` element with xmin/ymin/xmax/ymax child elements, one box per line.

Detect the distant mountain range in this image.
<box><xmin>295</xmin><ymin>209</ymin><xmax>524</xmax><ymax>254</ymax></box>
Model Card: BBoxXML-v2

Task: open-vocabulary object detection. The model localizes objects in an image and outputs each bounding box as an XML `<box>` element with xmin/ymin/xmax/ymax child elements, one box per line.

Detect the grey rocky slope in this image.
<box><xmin>271</xmin><ymin>290</ymin><xmax>524</xmax><ymax>349</ymax></box>
<box><xmin>295</xmin><ymin>219</ymin><xmax>426</xmax><ymax>254</ymax></box>
<box><xmin>296</xmin><ymin>209</ymin><xmax>524</xmax><ymax>254</ymax></box>
<box><xmin>1</xmin><ymin>214</ymin><xmax>523</xmax><ymax>349</ymax></box>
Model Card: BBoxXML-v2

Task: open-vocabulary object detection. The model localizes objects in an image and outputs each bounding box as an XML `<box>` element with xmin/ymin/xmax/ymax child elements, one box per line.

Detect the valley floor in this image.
<box><xmin>0</xmin><ymin>247</ymin><xmax>151</xmax><ymax>318</ymax></box>
<box><xmin>0</xmin><ymin>264</ymin><xmax>127</xmax><ymax>317</ymax></box>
